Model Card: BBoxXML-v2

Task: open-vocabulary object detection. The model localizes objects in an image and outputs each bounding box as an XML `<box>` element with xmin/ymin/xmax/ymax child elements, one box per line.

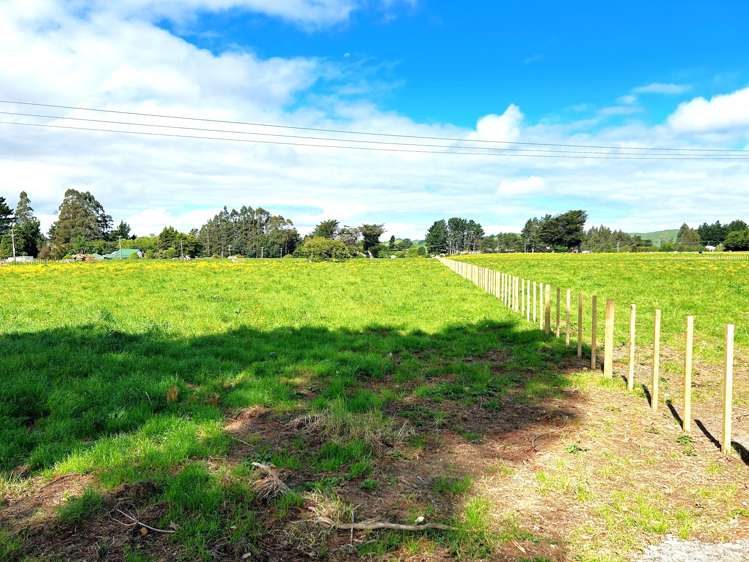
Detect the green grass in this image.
<box><xmin>57</xmin><ymin>487</ymin><xmax>105</xmax><ymax>524</ymax></box>
<box><xmin>0</xmin><ymin>258</ymin><xmax>574</xmax><ymax>559</ymax></box>
<box><xmin>455</xmin><ymin>252</ymin><xmax>749</xmax><ymax>365</ymax></box>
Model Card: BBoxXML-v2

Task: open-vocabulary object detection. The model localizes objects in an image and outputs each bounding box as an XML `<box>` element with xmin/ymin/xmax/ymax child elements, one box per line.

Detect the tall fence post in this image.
<box><xmin>683</xmin><ymin>315</ymin><xmax>694</xmax><ymax>433</ymax></box>
<box><xmin>533</xmin><ymin>281</ymin><xmax>537</xmax><ymax>323</ymax></box>
<box><xmin>590</xmin><ymin>295</ymin><xmax>598</xmax><ymax>370</ymax></box>
<box><xmin>603</xmin><ymin>299</ymin><xmax>615</xmax><ymax>378</ymax></box>
<box><xmin>521</xmin><ymin>278</ymin><xmax>525</xmax><ymax>316</ymax></box>
<box><xmin>539</xmin><ymin>283</ymin><xmax>545</xmax><ymax>329</ymax></box>
<box><xmin>555</xmin><ymin>287</ymin><xmax>561</xmax><ymax>338</ymax></box>
<box><xmin>544</xmin><ymin>285</ymin><xmax>552</xmax><ymax>334</ymax></box>
<box><xmin>515</xmin><ymin>277</ymin><xmax>520</xmax><ymax>313</ymax></box>
<box><xmin>722</xmin><ymin>324</ymin><xmax>735</xmax><ymax>454</ymax></box>
<box><xmin>577</xmin><ymin>292</ymin><xmax>583</xmax><ymax>358</ymax></box>
<box><xmin>526</xmin><ymin>280</ymin><xmax>531</xmax><ymax>322</ymax></box>
<box><xmin>628</xmin><ymin>304</ymin><xmax>636</xmax><ymax>391</ymax></box>
<box><xmin>565</xmin><ymin>289</ymin><xmax>571</xmax><ymax>346</ymax></box>
<box><xmin>651</xmin><ymin>309</ymin><xmax>661</xmax><ymax>411</ymax></box>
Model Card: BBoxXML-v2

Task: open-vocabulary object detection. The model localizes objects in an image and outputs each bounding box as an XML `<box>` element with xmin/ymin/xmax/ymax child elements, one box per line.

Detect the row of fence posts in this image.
<box><xmin>438</xmin><ymin>258</ymin><xmax>737</xmax><ymax>456</ymax></box>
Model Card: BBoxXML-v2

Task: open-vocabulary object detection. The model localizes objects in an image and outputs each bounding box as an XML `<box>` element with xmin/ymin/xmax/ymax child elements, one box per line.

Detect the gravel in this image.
<box><xmin>637</xmin><ymin>535</ymin><xmax>749</xmax><ymax>562</ymax></box>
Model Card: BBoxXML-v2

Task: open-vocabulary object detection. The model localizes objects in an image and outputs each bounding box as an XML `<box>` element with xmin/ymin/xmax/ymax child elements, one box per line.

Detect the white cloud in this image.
<box><xmin>467</xmin><ymin>105</ymin><xmax>523</xmax><ymax>142</ymax></box>
<box><xmin>597</xmin><ymin>105</ymin><xmax>642</xmax><ymax>117</ymax></box>
<box><xmin>1</xmin><ymin>1</ymin><xmax>749</xmax><ymax>242</ymax></box>
<box><xmin>633</xmin><ymin>82</ymin><xmax>691</xmax><ymax>95</ymax></box>
<box><xmin>498</xmin><ymin>176</ymin><xmax>545</xmax><ymax>196</ymax></box>
<box><xmin>668</xmin><ymin>86</ymin><xmax>749</xmax><ymax>132</ymax></box>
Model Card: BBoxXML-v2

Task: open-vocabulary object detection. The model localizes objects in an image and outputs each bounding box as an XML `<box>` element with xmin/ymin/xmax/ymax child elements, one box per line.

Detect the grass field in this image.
<box><xmin>1</xmin><ymin>259</ymin><xmax>747</xmax><ymax>561</ymax></box>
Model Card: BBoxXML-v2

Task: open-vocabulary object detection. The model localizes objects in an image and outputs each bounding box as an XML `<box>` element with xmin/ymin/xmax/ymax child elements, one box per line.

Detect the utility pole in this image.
<box><xmin>11</xmin><ymin>225</ymin><xmax>16</xmax><ymax>261</ymax></box>
<box><xmin>180</xmin><ymin>240</ymin><xmax>184</xmax><ymax>259</ymax></box>
<box><xmin>118</xmin><ymin>237</ymin><xmax>122</xmax><ymax>258</ymax></box>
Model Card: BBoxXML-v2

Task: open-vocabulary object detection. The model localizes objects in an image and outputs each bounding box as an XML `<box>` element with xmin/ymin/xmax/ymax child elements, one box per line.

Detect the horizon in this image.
<box><xmin>2</xmin><ymin>1</ymin><xmax>749</xmax><ymax>239</ymax></box>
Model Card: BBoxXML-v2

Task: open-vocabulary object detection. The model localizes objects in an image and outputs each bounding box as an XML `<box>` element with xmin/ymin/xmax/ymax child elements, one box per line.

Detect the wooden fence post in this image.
<box><xmin>520</xmin><ymin>278</ymin><xmax>525</xmax><ymax>316</ymax></box>
<box><xmin>683</xmin><ymin>316</ymin><xmax>694</xmax><ymax>433</ymax></box>
<box><xmin>544</xmin><ymin>285</ymin><xmax>551</xmax><ymax>334</ymax></box>
<box><xmin>577</xmin><ymin>292</ymin><xmax>583</xmax><ymax>358</ymax></box>
<box><xmin>590</xmin><ymin>295</ymin><xmax>598</xmax><ymax>370</ymax></box>
<box><xmin>603</xmin><ymin>299</ymin><xmax>615</xmax><ymax>378</ymax></box>
<box><xmin>555</xmin><ymin>287</ymin><xmax>561</xmax><ymax>338</ymax></box>
<box><xmin>565</xmin><ymin>289</ymin><xmax>571</xmax><ymax>346</ymax></box>
<box><xmin>515</xmin><ymin>277</ymin><xmax>520</xmax><ymax>313</ymax></box>
<box><xmin>628</xmin><ymin>304</ymin><xmax>636</xmax><ymax>391</ymax></box>
<box><xmin>539</xmin><ymin>283</ymin><xmax>545</xmax><ymax>329</ymax></box>
<box><xmin>722</xmin><ymin>324</ymin><xmax>735</xmax><ymax>454</ymax></box>
<box><xmin>651</xmin><ymin>309</ymin><xmax>661</xmax><ymax>411</ymax></box>
<box><xmin>533</xmin><ymin>281</ymin><xmax>537</xmax><ymax>323</ymax></box>
<box><xmin>526</xmin><ymin>280</ymin><xmax>531</xmax><ymax>322</ymax></box>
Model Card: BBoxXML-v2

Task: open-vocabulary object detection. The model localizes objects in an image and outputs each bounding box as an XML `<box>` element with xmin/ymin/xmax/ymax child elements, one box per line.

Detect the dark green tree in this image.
<box><xmin>12</xmin><ymin>192</ymin><xmax>42</xmax><ymax>256</ymax></box>
<box><xmin>723</xmin><ymin>229</ymin><xmax>749</xmax><ymax>251</ymax></box>
<box><xmin>48</xmin><ymin>189</ymin><xmax>113</xmax><ymax>258</ymax></box>
<box><xmin>113</xmin><ymin>221</ymin><xmax>132</xmax><ymax>240</ymax></box>
<box><xmin>425</xmin><ymin>219</ymin><xmax>448</xmax><ymax>255</ymax></box>
<box><xmin>0</xmin><ymin>197</ymin><xmax>12</xmax><ymax>236</ymax></box>
<box><xmin>311</xmin><ymin>219</ymin><xmax>339</xmax><ymax>239</ymax></box>
<box><xmin>360</xmin><ymin>224</ymin><xmax>385</xmax><ymax>256</ymax></box>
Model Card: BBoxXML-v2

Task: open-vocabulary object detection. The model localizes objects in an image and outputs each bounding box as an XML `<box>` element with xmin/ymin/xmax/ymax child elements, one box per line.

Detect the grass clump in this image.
<box><xmin>57</xmin><ymin>487</ymin><xmax>104</xmax><ymax>524</ymax></box>
<box><xmin>431</xmin><ymin>475</ymin><xmax>473</xmax><ymax>496</ymax></box>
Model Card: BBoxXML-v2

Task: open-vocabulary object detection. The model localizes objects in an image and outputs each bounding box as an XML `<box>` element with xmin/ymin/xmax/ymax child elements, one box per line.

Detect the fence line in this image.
<box><xmin>437</xmin><ymin>256</ymin><xmax>740</xmax><ymax>458</ymax></box>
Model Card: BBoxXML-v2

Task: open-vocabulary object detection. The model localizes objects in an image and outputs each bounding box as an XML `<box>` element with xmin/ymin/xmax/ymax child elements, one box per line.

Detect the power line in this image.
<box><xmin>1</xmin><ymin>99</ymin><xmax>746</xmax><ymax>154</ymax></box>
<box><xmin>4</xmin><ymin>119</ymin><xmax>749</xmax><ymax>160</ymax></box>
<box><xmin>4</xmin><ymin>109</ymin><xmax>744</xmax><ymax>158</ymax></box>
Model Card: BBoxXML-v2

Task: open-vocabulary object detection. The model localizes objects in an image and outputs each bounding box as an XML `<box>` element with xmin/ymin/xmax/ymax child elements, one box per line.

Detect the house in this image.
<box><xmin>5</xmin><ymin>255</ymin><xmax>35</xmax><ymax>264</ymax></box>
<box><xmin>103</xmin><ymin>249</ymin><xmax>143</xmax><ymax>260</ymax></box>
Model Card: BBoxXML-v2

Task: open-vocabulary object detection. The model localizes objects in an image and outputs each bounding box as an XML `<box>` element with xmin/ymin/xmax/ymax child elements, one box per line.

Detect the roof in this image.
<box><xmin>103</xmin><ymin>248</ymin><xmax>142</xmax><ymax>259</ymax></box>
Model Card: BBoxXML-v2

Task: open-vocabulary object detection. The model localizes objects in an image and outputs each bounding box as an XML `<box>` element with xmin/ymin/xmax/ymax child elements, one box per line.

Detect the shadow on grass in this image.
<box><xmin>1</xmin><ymin>318</ymin><xmax>577</xmax><ymax>560</ymax></box>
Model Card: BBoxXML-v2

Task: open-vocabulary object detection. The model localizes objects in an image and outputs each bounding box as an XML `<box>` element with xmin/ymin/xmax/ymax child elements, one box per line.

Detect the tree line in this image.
<box><xmin>0</xmin><ymin>189</ymin><xmax>407</xmax><ymax>260</ymax></box>
<box><xmin>4</xmin><ymin>189</ymin><xmax>749</xmax><ymax>260</ymax></box>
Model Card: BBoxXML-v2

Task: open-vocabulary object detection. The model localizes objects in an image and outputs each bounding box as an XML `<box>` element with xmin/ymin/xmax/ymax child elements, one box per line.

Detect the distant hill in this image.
<box><xmin>631</xmin><ymin>229</ymin><xmax>679</xmax><ymax>245</ymax></box>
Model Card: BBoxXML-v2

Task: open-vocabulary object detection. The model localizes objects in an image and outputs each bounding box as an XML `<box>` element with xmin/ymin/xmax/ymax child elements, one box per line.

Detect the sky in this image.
<box><xmin>1</xmin><ymin>0</ymin><xmax>749</xmax><ymax>239</ymax></box>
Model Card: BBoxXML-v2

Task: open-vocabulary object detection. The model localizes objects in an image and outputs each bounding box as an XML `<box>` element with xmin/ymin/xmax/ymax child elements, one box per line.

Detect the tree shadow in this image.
<box><xmin>1</xmin><ymin>318</ymin><xmax>578</xmax><ymax>559</ymax></box>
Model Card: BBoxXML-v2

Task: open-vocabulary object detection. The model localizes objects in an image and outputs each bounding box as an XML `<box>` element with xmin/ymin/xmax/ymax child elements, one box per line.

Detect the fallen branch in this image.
<box><xmin>314</xmin><ymin>516</ymin><xmax>456</xmax><ymax>532</ymax></box>
<box><xmin>113</xmin><ymin>508</ymin><xmax>176</xmax><ymax>534</ymax></box>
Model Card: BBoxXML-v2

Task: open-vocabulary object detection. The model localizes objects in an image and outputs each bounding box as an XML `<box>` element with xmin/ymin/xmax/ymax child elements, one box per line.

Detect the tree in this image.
<box><xmin>535</xmin><ymin>210</ymin><xmax>587</xmax><ymax>251</ymax></box>
<box><xmin>724</xmin><ymin>229</ymin><xmax>749</xmax><ymax>251</ymax></box>
<box><xmin>311</xmin><ymin>219</ymin><xmax>339</xmax><ymax>239</ymax></box>
<box><xmin>0</xmin><ymin>197</ymin><xmax>12</xmax><ymax>237</ymax></box>
<box><xmin>113</xmin><ymin>221</ymin><xmax>132</xmax><ymax>240</ymax></box>
<box><xmin>388</xmin><ymin>235</ymin><xmax>396</xmax><ymax>249</ymax></box>
<box><xmin>198</xmin><ymin>205</ymin><xmax>299</xmax><ymax>258</ymax></box>
<box><xmin>521</xmin><ymin>218</ymin><xmax>542</xmax><ymax>252</ymax></box>
<box><xmin>676</xmin><ymin>223</ymin><xmax>701</xmax><ymax>249</ymax></box>
<box><xmin>12</xmin><ymin>191</ymin><xmax>42</xmax><ymax>257</ymax></box>
<box><xmin>360</xmin><ymin>224</ymin><xmax>385</xmax><ymax>256</ymax></box>
<box><xmin>425</xmin><ymin>220</ymin><xmax>448</xmax><ymax>255</ymax></box>
<box><xmin>48</xmin><ymin>189</ymin><xmax>113</xmax><ymax>257</ymax></box>
<box><xmin>296</xmin><ymin>237</ymin><xmax>352</xmax><ymax>261</ymax></box>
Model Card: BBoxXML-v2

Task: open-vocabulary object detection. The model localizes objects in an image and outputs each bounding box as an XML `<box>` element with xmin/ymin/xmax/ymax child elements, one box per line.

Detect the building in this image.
<box><xmin>103</xmin><ymin>249</ymin><xmax>143</xmax><ymax>260</ymax></box>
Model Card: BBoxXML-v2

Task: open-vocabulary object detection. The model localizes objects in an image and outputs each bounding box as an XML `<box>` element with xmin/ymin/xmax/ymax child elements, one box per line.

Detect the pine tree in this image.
<box><xmin>13</xmin><ymin>191</ymin><xmax>42</xmax><ymax>256</ymax></box>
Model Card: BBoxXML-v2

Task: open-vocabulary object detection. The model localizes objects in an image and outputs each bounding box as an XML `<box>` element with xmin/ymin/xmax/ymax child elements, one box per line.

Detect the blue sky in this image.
<box><xmin>2</xmin><ymin>0</ymin><xmax>749</xmax><ymax>238</ymax></box>
<box><xmin>179</xmin><ymin>1</ymin><xmax>748</xmax><ymax>126</ymax></box>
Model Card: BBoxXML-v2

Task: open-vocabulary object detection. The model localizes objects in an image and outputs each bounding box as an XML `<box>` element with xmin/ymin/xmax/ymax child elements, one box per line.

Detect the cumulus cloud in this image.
<box><xmin>668</xmin><ymin>86</ymin><xmax>749</xmax><ymax>132</ymax></box>
<box><xmin>633</xmin><ymin>82</ymin><xmax>692</xmax><ymax>95</ymax></box>
<box><xmin>467</xmin><ymin>105</ymin><xmax>523</xmax><ymax>142</ymax></box>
